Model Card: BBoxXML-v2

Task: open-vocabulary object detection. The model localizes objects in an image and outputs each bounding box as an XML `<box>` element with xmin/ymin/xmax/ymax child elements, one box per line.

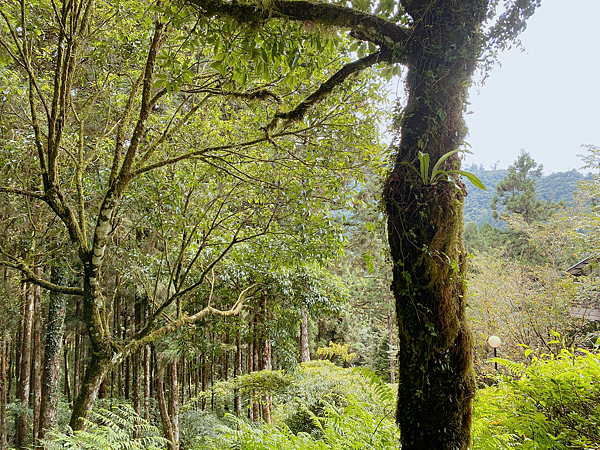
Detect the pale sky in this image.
<box><xmin>464</xmin><ymin>0</ymin><xmax>600</xmax><ymax>174</ymax></box>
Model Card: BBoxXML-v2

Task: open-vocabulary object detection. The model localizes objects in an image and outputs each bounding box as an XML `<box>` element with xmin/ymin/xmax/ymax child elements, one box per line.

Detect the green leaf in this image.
<box><xmin>446</xmin><ymin>170</ymin><xmax>487</xmax><ymax>190</ymax></box>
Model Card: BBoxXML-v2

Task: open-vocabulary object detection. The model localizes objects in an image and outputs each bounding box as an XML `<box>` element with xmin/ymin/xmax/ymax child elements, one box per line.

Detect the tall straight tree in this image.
<box><xmin>183</xmin><ymin>0</ymin><xmax>539</xmax><ymax>447</ymax></box>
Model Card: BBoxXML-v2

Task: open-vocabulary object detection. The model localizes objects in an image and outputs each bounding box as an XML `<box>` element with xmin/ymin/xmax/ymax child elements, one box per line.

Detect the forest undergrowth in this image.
<box><xmin>35</xmin><ymin>350</ymin><xmax>600</xmax><ymax>450</ymax></box>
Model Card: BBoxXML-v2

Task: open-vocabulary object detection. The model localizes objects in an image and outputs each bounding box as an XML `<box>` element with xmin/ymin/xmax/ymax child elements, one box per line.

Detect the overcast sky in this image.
<box><xmin>463</xmin><ymin>0</ymin><xmax>600</xmax><ymax>174</ymax></box>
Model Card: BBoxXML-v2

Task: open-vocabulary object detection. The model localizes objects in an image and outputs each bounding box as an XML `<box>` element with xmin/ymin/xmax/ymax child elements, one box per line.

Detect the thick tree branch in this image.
<box><xmin>267</xmin><ymin>50</ymin><xmax>392</xmax><ymax>130</ymax></box>
<box><xmin>0</xmin><ymin>186</ymin><xmax>46</xmax><ymax>201</ymax></box>
<box><xmin>0</xmin><ymin>253</ymin><xmax>83</xmax><ymax>296</ymax></box>
<box><xmin>115</xmin><ymin>283</ymin><xmax>258</xmax><ymax>364</ymax></box>
<box><xmin>185</xmin><ymin>0</ymin><xmax>411</xmax><ymax>51</ymax></box>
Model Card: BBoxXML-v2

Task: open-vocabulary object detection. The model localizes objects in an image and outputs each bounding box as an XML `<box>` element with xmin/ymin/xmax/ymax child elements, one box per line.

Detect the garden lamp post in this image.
<box><xmin>488</xmin><ymin>335</ymin><xmax>501</xmax><ymax>371</ymax></box>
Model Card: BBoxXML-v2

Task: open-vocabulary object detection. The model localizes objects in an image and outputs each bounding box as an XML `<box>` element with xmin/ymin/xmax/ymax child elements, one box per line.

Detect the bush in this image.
<box><xmin>195</xmin><ymin>361</ymin><xmax>398</xmax><ymax>450</ymax></box>
<box><xmin>197</xmin><ymin>396</ymin><xmax>399</xmax><ymax>450</ymax></box>
<box><xmin>473</xmin><ymin>348</ymin><xmax>600</xmax><ymax>449</ymax></box>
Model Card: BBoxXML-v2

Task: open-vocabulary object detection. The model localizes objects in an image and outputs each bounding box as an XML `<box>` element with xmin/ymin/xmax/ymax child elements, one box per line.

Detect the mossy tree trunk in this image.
<box><xmin>38</xmin><ymin>268</ymin><xmax>67</xmax><ymax>441</ymax></box>
<box><xmin>382</xmin><ymin>1</ymin><xmax>487</xmax><ymax>448</ymax></box>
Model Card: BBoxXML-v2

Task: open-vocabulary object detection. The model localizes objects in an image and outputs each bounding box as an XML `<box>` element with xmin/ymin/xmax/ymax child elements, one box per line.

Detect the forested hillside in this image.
<box><xmin>463</xmin><ymin>165</ymin><xmax>589</xmax><ymax>227</ymax></box>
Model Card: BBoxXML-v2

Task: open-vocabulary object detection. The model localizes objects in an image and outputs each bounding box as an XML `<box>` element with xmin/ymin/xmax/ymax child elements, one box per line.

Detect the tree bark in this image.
<box><xmin>156</xmin><ymin>374</ymin><xmax>175</xmax><ymax>450</ymax></box>
<box><xmin>168</xmin><ymin>360</ymin><xmax>179</xmax><ymax>450</ymax></box>
<box><xmin>63</xmin><ymin>339</ymin><xmax>72</xmax><ymax>406</ymax></box>
<box><xmin>261</xmin><ymin>336</ymin><xmax>272</xmax><ymax>424</ymax></box>
<box><xmin>15</xmin><ymin>282</ymin><xmax>34</xmax><ymax>450</ymax></box>
<box><xmin>387</xmin><ymin>312</ymin><xmax>396</xmax><ymax>384</ymax></box>
<box><xmin>144</xmin><ymin>344</ymin><xmax>151</xmax><ymax>421</ymax></box>
<box><xmin>1</xmin><ymin>337</ymin><xmax>7</xmax><ymax>450</ymax></box>
<box><xmin>73</xmin><ymin>301</ymin><xmax>81</xmax><ymax>399</ymax></box>
<box><xmin>300</xmin><ymin>306</ymin><xmax>310</xmax><ymax>362</ymax></box>
<box><xmin>382</xmin><ymin>1</ymin><xmax>487</xmax><ymax>447</ymax></box>
<box><xmin>250</xmin><ymin>315</ymin><xmax>260</xmax><ymax>421</ymax></box>
<box><xmin>385</xmin><ymin>274</ymin><xmax>396</xmax><ymax>383</ymax></box>
<box><xmin>234</xmin><ymin>333</ymin><xmax>242</xmax><ymax>417</ymax></box>
<box><xmin>38</xmin><ymin>268</ymin><xmax>67</xmax><ymax>441</ymax></box>
<box><xmin>261</xmin><ymin>294</ymin><xmax>272</xmax><ymax>423</ymax></box>
<box><xmin>32</xmin><ymin>272</ymin><xmax>42</xmax><ymax>445</ymax></box>
<box><xmin>132</xmin><ymin>294</ymin><xmax>143</xmax><ymax>429</ymax></box>
<box><xmin>69</xmin><ymin>357</ymin><xmax>111</xmax><ymax>430</ymax></box>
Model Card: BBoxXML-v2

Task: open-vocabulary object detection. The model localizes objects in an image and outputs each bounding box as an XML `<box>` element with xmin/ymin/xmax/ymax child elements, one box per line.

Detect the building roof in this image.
<box><xmin>566</xmin><ymin>257</ymin><xmax>592</xmax><ymax>277</ymax></box>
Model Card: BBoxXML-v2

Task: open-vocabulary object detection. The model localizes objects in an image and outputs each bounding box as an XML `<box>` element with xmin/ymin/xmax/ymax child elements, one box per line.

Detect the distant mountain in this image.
<box><xmin>462</xmin><ymin>165</ymin><xmax>590</xmax><ymax>227</ymax></box>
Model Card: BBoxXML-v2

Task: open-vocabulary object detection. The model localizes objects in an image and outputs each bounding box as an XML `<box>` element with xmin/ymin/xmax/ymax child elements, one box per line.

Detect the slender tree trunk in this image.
<box><xmin>74</xmin><ymin>301</ymin><xmax>81</xmax><ymax>399</ymax></box>
<box><xmin>38</xmin><ymin>268</ymin><xmax>67</xmax><ymax>441</ymax></box>
<box><xmin>201</xmin><ymin>353</ymin><xmax>207</xmax><ymax>411</ymax></box>
<box><xmin>1</xmin><ymin>337</ymin><xmax>7</xmax><ymax>450</ymax></box>
<box><xmin>132</xmin><ymin>295</ymin><xmax>143</xmax><ymax>424</ymax></box>
<box><xmin>7</xmin><ymin>340</ymin><xmax>14</xmax><ymax>405</ymax></box>
<box><xmin>251</xmin><ymin>315</ymin><xmax>260</xmax><ymax>421</ymax></box>
<box><xmin>387</xmin><ymin>312</ymin><xmax>396</xmax><ymax>384</ymax></box>
<box><xmin>261</xmin><ymin>294</ymin><xmax>272</xmax><ymax>423</ymax></box>
<box><xmin>385</xmin><ymin>274</ymin><xmax>396</xmax><ymax>384</ymax></box>
<box><xmin>210</xmin><ymin>354</ymin><xmax>215</xmax><ymax>412</ymax></box>
<box><xmin>113</xmin><ymin>280</ymin><xmax>122</xmax><ymax>398</ymax></box>
<box><xmin>15</xmin><ymin>282</ymin><xmax>34</xmax><ymax>450</ymax></box>
<box><xmin>383</xmin><ymin>1</ymin><xmax>486</xmax><ymax>447</ymax></box>
<box><xmin>144</xmin><ymin>345</ymin><xmax>151</xmax><ymax>421</ymax></box>
<box><xmin>156</xmin><ymin>373</ymin><xmax>175</xmax><ymax>450</ymax></box>
<box><xmin>179</xmin><ymin>356</ymin><xmax>185</xmax><ymax>407</ymax></box>
<box><xmin>234</xmin><ymin>333</ymin><xmax>242</xmax><ymax>417</ymax></box>
<box><xmin>300</xmin><ymin>306</ymin><xmax>310</xmax><ymax>362</ymax></box>
<box><xmin>32</xmin><ymin>273</ymin><xmax>42</xmax><ymax>445</ymax></box>
<box><xmin>63</xmin><ymin>339</ymin><xmax>72</xmax><ymax>406</ymax></box>
<box><xmin>168</xmin><ymin>360</ymin><xmax>179</xmax><ymax>450</ymax></box>
<box><xmin>124</xmin><ymin>302</ymin><xmax>130</xmax><ymax>401</ymax></box>
<box><xmin>261</xmin><ymin>336</ymin><xmax>272</xmax><ymax>424</ymax></box>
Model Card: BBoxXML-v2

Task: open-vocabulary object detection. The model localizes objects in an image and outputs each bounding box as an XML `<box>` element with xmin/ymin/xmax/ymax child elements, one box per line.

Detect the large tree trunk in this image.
<box><xmin>383</xmin><ymin>1</ymin><xmax>486</xmax><ymax>448</ymax></box>
<box><xmin>15</xmin><ymin>282</ymin><xmax>34</xmax><ymax>450</ymax></box>
<box><xmin>38</xmin><ymin>269</ymin><xmax>67</xmax><ymax>441</ymax></box>
<box><xmin>68</xmin><ymin>351</ymin><xmax>110</xmax><ymax>430</ymax></box>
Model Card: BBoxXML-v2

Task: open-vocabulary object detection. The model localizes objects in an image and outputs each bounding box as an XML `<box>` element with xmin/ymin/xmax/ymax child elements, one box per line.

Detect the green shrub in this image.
<box><xmin>473</xmin><ymin>348</ymin><xmax>600</xmax><ymax>449</ymax></box>
<box><xmin>195</xmin><ymin>361</ymin><xmax>398</xmax><ymax>450</ymax></box>
<box><xmin>197</xmin><ymin>396</ymin><xmax>399</xmax><ymax>450</ymax></box>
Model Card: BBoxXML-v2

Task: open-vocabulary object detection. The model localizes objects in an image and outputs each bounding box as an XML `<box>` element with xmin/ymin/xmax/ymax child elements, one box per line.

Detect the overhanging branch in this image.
<box><xmin>185</xmin><ymin>0</ymin><xmax>411</xmax><ymax>51</ymax></box>
<box><xmin>267</xmin><ymin>49</ymin><xmax>392</xmax><ymax>130</ymax></box>
<box><xmin>0</xmin><ymin>186</ymin><xmax>47</xmax><ymax>201</ymax></box>
<box><xmin>115</xmin><ymin>283</ymin><xmax>258</xmax><ymax>364</ymax></box>
<box><xmin>0</xmin><ymin>252</ymin><xmax>84</xmax><ymax>296</ymax></box>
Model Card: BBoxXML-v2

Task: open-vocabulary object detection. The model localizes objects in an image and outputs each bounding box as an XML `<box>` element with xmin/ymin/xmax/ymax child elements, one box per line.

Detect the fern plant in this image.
<box><xmin>41</xmin><ymin>404</ymin><xmax>170</xmax><ymax>450</ymax></box>
<box><xmin>473</xmin><ymin>349</ymin><xmax>600</xmax><ymax>449</ymax></box>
